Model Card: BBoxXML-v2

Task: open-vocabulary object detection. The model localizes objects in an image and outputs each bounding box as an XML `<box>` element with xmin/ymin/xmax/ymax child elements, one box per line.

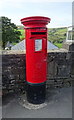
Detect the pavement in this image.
<box><xmin>2</xmin><ymin>87</ymin><xmax>72</xmax><ymax>118</ymax></box>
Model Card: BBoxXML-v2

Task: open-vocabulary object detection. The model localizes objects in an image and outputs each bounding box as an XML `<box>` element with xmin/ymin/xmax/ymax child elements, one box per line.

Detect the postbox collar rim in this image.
<box><xmin>21</xmin><ymin>16</ymin><xmax>51</xmax><ymax>23</ymax></box>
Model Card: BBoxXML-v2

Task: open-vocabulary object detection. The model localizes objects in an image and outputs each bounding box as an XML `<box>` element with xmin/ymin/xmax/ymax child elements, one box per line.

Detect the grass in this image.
<box><xmin>12</xmin><ymin>42</ymin><xmax>17</xmax><ymax>45</ymax></box>
<box><xmin>54</xmin><ymin>43</ymin><xmax>63</xmax><ymax>48</ymax></box>
<box><xmin>18</xmin><ymin>29</ymin><xmax>25</xmax><ymax>39</ymax></box>
<box><xmin>48</xmin><ymin>27</ymin><xmax>67</xmax><ymax>44</ymax></box>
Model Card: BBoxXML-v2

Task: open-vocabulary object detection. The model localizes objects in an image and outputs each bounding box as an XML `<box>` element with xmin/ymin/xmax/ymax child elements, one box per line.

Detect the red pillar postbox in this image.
<box><xmin>21</xmin><ymin>16</ymin><xmax>51</xmax><ymax>104</ymax></box>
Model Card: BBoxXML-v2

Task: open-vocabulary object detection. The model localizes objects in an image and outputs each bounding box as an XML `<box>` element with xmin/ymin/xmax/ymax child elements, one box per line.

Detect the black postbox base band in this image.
<box><xmin>26</xmin><ymin>82</ymin><xmax>46</xmax><ymax>104</ymax></box>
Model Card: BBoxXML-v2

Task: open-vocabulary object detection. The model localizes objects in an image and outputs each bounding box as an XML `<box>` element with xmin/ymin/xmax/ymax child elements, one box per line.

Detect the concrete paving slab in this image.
<box><xmin>2</xmin><ymin>87</ymin><xmax>72</xmax><ymax>118</ymax></box>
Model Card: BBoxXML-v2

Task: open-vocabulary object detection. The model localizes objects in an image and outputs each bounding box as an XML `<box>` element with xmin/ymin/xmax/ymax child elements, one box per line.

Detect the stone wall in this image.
<box><xmin>2</xmin><ymin>49</ymin><xmax>73</xmax><ymax>94</ymax></box>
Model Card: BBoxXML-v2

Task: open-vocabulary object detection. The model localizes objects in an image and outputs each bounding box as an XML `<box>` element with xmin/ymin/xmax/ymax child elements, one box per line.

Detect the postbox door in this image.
<box><xmin>26</xmin><ymin>37</ymin><xmax>47</xmax><ymax>84</ymax></box>
<box><xmin>34</xmin><ymin>37</ymin><xmax>47</xmax><ymax>82</ymax></box>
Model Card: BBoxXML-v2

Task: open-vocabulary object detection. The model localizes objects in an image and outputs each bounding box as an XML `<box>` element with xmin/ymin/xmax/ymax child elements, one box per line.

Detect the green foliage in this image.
<box><xmin>18</xmin><ymin>29</ymin><xmax>25</xmax><ymax>40</ymax></box>
<box><xmin>48</xmin><ymin>27</ymin><xmax>67</xmax><ymax>44</ymax></box>
<box><xmin>54</xmin><ymin>43</ymin><xmax>63</xmax><ymax>48</ymax></box>
<box><xmin>2</xmin><ymin>16</ymin><xmax>21</xmax><ymax>49</ymax></box>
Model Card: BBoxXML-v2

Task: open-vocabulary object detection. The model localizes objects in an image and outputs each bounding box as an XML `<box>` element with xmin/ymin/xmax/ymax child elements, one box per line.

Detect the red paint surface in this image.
<box><xmin>21</xmin><ymin>16</ymin><xmax>51</xmax><ymax>84</ymax></box>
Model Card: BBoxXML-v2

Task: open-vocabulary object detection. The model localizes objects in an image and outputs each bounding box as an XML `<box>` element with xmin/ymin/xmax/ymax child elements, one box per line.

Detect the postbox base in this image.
<box><xmin>26</xmin><ymin>82</ymin><xmax>46</xmax><ymax>104</ymax></box>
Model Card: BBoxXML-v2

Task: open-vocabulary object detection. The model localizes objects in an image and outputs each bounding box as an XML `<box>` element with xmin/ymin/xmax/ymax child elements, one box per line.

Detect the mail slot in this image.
<box><xmin>31</xmin><ymin>32</ymin><xmax>46</xmax><ymax>35</ymax></box>
<box><xmin>21</xmin><ymin>16</ymin><xmax>51</xmax><ymax>104</ymax></box>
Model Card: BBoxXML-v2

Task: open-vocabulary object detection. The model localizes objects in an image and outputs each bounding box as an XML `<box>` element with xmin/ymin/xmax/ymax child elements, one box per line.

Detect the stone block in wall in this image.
<box><xmin>57</xmin><ymin>65</ymin><xmax>71</xmax><ymax>77</ymax></box>
<box><xmin>47</xmin><ymin>51</ymin><xmax>71</xmax><ymax>79</ymax></box>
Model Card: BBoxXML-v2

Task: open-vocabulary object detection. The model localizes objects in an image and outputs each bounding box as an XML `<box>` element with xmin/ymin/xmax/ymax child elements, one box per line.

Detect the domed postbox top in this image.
<box><xmin>20</xmin><ymin>16</ymin><xmax>51</xmax><ymax>28</ymax></box>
